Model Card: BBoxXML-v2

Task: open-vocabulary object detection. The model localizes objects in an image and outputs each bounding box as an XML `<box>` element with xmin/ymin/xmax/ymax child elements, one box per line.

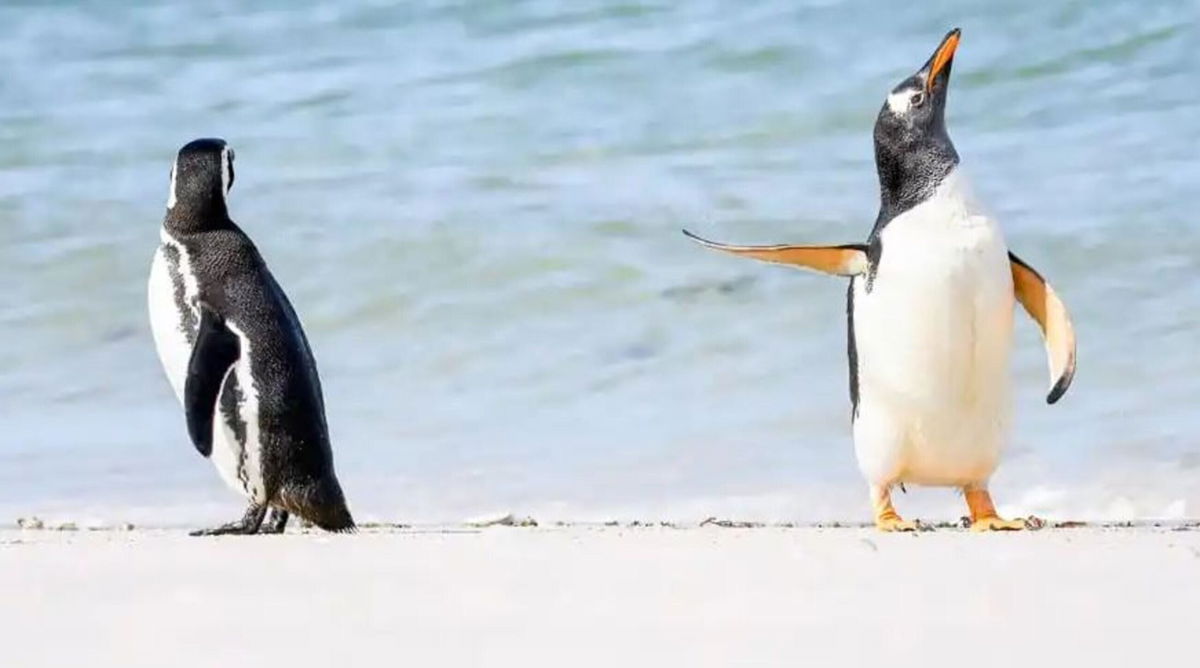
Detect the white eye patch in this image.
<box><xmin>167</xmin><ymin>161</ymin><xmax>178</xmax><ymax>209</ymax></box>
<box><xmin>887</xmin><ymin>90</ymin><xmax>916</xmax><ymax>114</ymax></box>
<box><xmin>219</xmin><ymin>145</ymin><xmax>232</xmax><ymax>196</ymax></box>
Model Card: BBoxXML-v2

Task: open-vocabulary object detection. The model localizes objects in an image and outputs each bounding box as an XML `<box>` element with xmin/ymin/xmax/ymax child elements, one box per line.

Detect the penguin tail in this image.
<box><xmin>306</xmin><ymin>500</ymin><xmax>356</xmax><ymax>533</ymax></box>
<box><xmin>278</xmin><ymin>477</ymin><xmax>356</xmax><ymax>533</ymax></box>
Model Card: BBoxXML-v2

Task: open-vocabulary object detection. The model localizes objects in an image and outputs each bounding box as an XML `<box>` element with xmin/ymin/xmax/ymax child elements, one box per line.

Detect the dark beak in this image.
<box><xmin>921</xmin><ymin>28</ymin><xmax>960</xmax><ymax>94</ymax></box>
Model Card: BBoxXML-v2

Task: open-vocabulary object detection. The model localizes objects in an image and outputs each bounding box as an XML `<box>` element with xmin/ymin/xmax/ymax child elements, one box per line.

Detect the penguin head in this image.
<box><xmin>872</xmin><ymin>29</ymin><xmax>961</xmax><ymax>209</ymax></box>
<box><xmin>166</xmin><ymin>137</ymin><xmax>235</xmax><ymax>227</ymax></box>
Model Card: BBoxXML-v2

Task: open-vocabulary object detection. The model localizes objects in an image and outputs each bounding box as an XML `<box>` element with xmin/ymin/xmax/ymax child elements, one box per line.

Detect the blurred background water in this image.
<box><xmin>0</xmin><ymin>0</ymin><xmax>1197</xmax><ymax>526</ymax></box>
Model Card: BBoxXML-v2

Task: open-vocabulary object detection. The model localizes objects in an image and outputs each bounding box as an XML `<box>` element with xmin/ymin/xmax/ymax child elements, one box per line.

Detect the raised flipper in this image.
<box><xmin>682</xmin><ymin>229</ymin><xmax>868</xmax><ymax>277</ymax></box>
<box><xmin>1010</xmin><ymin>253</ymin><xmax>1076</xmax><ymax>404</ymax></box>
<box><xmin>184</xmin><ymin>303</ymin><xmax>241</xmax><ymax>456</ymax></box>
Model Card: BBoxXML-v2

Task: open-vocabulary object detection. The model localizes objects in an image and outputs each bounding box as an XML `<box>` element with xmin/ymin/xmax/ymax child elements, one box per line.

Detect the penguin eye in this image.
<box><xmin>909</xmin><ymin>92</ymin><xmax>926</xmax><ymax>108</ymax></box>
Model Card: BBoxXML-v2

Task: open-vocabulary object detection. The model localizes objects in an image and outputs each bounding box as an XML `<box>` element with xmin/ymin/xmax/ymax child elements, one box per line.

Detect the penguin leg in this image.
<box><xmin>261</xmin><ymin>508</ymin><xmax>290</xmax><ymax>534</ymax></box>
<box><xmin>189</xmin><ymin>504</ymin><xmax>268</xmax><ymax>537</ymax></box>
<box><xmin>870</xmin><ymin>484</ymin><xmax>919</xmax><ymax>532</ymax></box>
<box><xmin>963</xmin><ymin>488</ymin><xmax>1028</xmax><ymax>532</ymax></box>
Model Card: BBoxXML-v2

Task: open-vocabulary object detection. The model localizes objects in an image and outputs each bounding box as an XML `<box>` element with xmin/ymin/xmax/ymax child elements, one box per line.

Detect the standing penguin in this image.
<box><xmin>685</xmin><ymin>29</ymin><xmax>1076</xmax><ymax>531</ymax></box>
<box><xmin>148</xmin><ymin>138</ymin><xmax>354</xmax><ymax>535</ymax></box>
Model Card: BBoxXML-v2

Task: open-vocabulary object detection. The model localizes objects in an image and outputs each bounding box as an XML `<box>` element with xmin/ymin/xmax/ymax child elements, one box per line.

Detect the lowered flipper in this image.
<box><xmin>1010</xmin><ymin>253</ymin><xmax>1076</xmax><ymax>404</ymax></box>
<box><xmin>683</xmin><ymin>229</ymin><xmax>868</xmax><ymax>277</ymax></box>
<box><xmin>184</xmin><ymin>303</ymin><xmax>241</xmax><ymax>457</ymax></box>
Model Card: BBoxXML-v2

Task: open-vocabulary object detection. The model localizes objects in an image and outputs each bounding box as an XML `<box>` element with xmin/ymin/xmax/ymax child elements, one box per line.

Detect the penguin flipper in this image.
<box><xmin>1009</xmin><ymin>253</ymin><xmax>1076</xmax><ymax>404</ymax></box>
<box><xmin>682</xmin><ymin>229</ymin><xmax>868</xmax><ymax>277</ymax></box>
<box><xmin>184</xmin><ymin>303</ymin><xmax>241</xmax><ymax>457</ymax></box>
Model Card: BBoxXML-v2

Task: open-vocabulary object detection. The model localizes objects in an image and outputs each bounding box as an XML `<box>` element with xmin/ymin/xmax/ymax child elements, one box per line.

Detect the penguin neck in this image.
<box><xmin>163</xmin><ymin>192</ymin><xmax>232</xmax><ymax>235</ymax></box>
<box><xmin>873</xmin><ymin>134</ymin><xmax>959</xmax><ymax>226</ymax></box>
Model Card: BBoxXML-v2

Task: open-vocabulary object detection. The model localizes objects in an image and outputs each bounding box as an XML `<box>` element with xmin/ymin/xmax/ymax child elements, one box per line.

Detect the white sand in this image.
<box><xmin>2</xmin><ymin>525</ymin><xmax>1197</xmax><ymax>667</ymax></box>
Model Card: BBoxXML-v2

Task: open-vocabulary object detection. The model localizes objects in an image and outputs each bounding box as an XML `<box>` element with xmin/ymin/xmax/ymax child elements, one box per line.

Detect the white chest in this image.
<box><xmin>147</xmin><ymin>230</ymin><xmax>200</xmax><ymax>401</ymax></box>
<box><xmin>147</xmin><ymin>229</ymin><xmax>266</xmax><ymax>501</ymax></box>
<box><xmin>857</xmin><ymin>171</ymin><xmax>1014</xmax><ymax>380</ymax></box>
<box><xmin>851</xmin><ymin>170</ymin><xmax>1016</xmax><ymax>486</ymax></box>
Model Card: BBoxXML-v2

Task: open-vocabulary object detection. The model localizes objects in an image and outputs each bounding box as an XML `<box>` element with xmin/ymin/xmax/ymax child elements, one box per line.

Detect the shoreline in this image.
<box><xmin>5</xmin><ymin>515</ymin><xmax>1200</xmax><ymax>533</ymax></box>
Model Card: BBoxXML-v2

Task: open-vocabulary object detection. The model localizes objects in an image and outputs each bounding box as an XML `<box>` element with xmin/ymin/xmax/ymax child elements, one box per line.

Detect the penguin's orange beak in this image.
<box><xmin>925</xmin><ymin>28</ymin><xmax>960</xmax><ymax>94</ymax></box>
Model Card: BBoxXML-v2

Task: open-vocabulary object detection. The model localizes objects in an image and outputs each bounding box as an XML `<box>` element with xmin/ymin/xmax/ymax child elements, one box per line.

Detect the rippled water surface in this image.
<box><xmin>1</xmin><ymin>1</ymin><xmax>1197</xmax><ymax>525</ymax></box>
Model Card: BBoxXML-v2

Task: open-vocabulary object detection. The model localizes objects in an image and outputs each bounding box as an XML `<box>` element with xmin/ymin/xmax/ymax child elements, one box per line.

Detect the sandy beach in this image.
<box><xmin>2</xmin><ymin>524</ymin><xmax>1197</xmax><ymax>667</ymax></box>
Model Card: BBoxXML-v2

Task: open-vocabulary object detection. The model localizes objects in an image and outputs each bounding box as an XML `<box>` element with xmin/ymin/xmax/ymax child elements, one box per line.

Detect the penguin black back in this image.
<box><xmin>151</xmin><ymin>137</ymin><xmax>353</xmax><ymax>535</ymax></box>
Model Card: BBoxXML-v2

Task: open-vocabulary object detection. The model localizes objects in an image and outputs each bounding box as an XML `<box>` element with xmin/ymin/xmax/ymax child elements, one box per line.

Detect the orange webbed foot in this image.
<box><xmin>964</xmin><ymin>488</ymin><xmax>1042</xmax><ymax>532</ymax></box>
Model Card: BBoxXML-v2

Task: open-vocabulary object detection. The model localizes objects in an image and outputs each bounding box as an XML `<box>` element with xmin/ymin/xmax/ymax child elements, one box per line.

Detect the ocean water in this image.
<box><xmin>1</xmin><ymin>1</ymin><xmax>1197</xmax><ymax>526</ymax></box>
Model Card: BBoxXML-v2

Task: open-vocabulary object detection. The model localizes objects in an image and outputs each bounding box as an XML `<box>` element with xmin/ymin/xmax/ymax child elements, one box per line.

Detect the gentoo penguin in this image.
<box><xmin>148</xmin><ymin>138</ymin><xmax>354</xmax><ymax>535</ymax></box>
<box><xmin>684</xmin><ymin>29</ymin><xmax>1076</xmax><ymax>531</ymax></box>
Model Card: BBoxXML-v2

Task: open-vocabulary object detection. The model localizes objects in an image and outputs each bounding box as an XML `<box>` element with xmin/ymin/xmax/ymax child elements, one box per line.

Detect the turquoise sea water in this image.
<box><xmin>1</xmin><ymin>1</ymin><xmax>1197</xmax><ymax>525</ymax></box>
